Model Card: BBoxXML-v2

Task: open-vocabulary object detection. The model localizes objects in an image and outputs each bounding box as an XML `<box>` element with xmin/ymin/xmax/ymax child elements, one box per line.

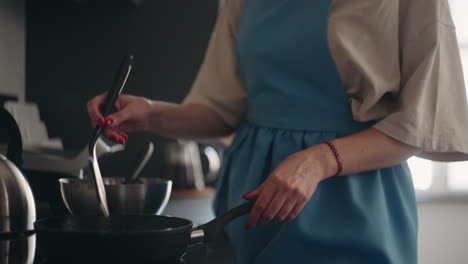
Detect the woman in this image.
<box><xmin>87</xmin><ymin>0</ymin><xmax>468</xmax><ymax>263</ymax></box>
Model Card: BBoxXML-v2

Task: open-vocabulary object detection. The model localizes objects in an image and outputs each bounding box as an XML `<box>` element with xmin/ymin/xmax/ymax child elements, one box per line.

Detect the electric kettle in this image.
<box><xmin>160</xmin><ymin>140</ymin><xmax>221</xmax><ymax>190</ymax></box>
<box><xmin>0</xmin><ymin>107</ymin><xmax>36</xmax><ymax>235</ymax></box>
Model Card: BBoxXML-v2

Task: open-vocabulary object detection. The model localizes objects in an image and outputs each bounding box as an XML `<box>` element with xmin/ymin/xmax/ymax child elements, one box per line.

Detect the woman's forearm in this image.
<box><xmin>146</xmin><ymin>101</ymin><xmax>234</xmax><ymax>139</ymax></box>
<box><xmin>309</xmin><ymin>128</ymin><xmax>421</xmax><ymax>180</ymax></box>
<box><xmin>243</xmin><ymin>127</ymin><xmax>421</xmax><ymax>227</ymax></box>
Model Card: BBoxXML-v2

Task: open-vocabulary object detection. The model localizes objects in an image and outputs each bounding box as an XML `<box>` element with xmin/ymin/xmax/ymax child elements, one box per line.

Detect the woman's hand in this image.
<box><xmin>88</xmin><ymin>92</ymin><xmax>233</xmax><ymax>141</ymax></box>
<box><xmin>87</xmin><ymin>93</ymin><xmax>154</xmax><ymax>143</ymax></box>
<box><xmin>242</xmin><ymin>144</ymin><xmax>336</xmax><ymax>229</ymax></box>
<box><xmin>242</xmin><ymin>128</ymin><xmax>421</xmax><ymax>230</ymax></box>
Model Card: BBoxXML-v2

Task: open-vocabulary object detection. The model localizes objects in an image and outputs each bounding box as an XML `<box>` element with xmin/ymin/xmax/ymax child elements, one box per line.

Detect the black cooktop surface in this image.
<box><xmin>1</xmin><ymin>233</ymin><xmax>232</xmax><ymax>264</ymax></box>
<box><xmin>0</xmin><ymin>234</ymin><xmax>217</xmax><ymax>264</ymax></box>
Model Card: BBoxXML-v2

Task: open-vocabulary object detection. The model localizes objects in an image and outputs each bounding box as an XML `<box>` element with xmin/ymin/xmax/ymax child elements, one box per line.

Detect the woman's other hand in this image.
<box><xmin>242</xmin><ymin>128</ymin><xmax>421</xmax><ymax>230</ymax></box>
<box><xmin>87</xmin><ymin>93</ymin><xmax>154</xmax><ymax>144</ymax></box>
<box><xmin>242</xmin><ymin>144</ymin><xmax>337</xmax><ymax>229</ymax></box>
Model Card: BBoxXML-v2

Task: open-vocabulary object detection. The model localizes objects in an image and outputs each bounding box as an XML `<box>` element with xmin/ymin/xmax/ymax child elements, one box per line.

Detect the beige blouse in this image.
<box><xmin>183</xmin><ymin>0</ymin><xmax>468</xmax><ymax>161</ymax></box>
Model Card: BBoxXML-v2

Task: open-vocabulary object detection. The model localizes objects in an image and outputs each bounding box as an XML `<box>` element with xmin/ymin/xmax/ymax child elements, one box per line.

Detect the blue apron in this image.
<box><xmin>213</xmin><ymin>0</ymin><xmax>418</xmax><ymax>263</ymax></box>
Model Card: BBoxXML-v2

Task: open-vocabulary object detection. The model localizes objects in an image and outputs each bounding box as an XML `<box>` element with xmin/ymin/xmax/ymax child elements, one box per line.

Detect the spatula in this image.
<box><xmin>88</xmin><ymin>54</ymin><xmax>134</xmax><ymax>218</ymax></box>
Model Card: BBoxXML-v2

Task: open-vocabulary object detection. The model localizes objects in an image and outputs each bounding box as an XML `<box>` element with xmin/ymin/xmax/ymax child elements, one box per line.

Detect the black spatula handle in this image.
<box><xmin>101</xmin><ymin>54</ymin><xmax>134</xmax><ymax>117</ymax></box>
<box><xmin>89</xmin><ymin>54</ymin><xmax>134</xmax><ymax>147</ymax></box>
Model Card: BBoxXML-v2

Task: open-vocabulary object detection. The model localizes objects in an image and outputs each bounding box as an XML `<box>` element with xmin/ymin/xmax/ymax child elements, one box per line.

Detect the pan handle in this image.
<box><xmin>190</xmin><ymin>201</ymin><xmax>254</xmax><ymax>244</ymax></box>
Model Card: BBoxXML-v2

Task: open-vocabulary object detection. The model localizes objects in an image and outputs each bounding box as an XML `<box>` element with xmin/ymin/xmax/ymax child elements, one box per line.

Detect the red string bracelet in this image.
<box><xmin>324</xmin><ymin>141</ymin><xmax>343</xmax><ymax>177</ymax></box>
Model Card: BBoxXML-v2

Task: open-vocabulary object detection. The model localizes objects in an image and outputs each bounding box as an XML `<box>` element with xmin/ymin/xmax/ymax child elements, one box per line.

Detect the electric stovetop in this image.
<box><xmin>1</xmin><ymin>233</ymin><xmax>231</xmax><ymax>264</ymax></box>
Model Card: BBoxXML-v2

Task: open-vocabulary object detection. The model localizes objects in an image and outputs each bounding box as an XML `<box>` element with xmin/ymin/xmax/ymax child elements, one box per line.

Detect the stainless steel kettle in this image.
<box><xmin>160</xmin><ymin>140</ymin><xmax>221</xmax><ymax>190</ymax></box>
<box><xmin>0</xmin><ymin>107</ymin><xmax>36</xmax><ymax>235</ymax></box>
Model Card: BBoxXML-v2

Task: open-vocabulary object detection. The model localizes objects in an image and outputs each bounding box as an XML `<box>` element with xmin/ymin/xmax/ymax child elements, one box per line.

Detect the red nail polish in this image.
<box><xmin>121</xmin><ymin>134</ymin><xmax>128</xmax><ymax>141</ymax></box>
<box><xmin>242</xmin><ymin>192</ymin><xmax>252</xmax><ymax>199</ymax></box>
<box><xmin>97</xmin><ymin>119</ymin><xmax>105</xmax><ymax>127</ymax></box>
<box><xmin>244</xmin><ymin>224</ymin><xmax>251</xmax><ymax>231</ymax></box>
<box><xmin>111</xmin><ymin>135</ymin><xmax>120</xmax><ymax>143</ymax></box>
<box><xmin>118</xmin><ymin>138</ymin><xmax>126</xmax><ymax>145</ymax></box>
<box><xmin>105</xmin><ymin>117</ymin><xmax>114</xmax><ymax>126</ymax></box>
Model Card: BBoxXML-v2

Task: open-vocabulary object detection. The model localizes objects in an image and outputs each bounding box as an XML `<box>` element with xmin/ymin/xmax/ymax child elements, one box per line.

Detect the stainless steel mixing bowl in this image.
<box><xmin>59</xmin><ymin>177</ymin><xmax>172</xmax><ymax>215</ymax></box>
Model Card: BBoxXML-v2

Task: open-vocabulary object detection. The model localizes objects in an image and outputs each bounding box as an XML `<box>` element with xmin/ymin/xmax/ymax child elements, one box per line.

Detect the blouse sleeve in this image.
<box><xmin>182</xmin><ymin>0</ymin><xmax>247</xmax><ymax>128</ymax></box>
<box><xmin>375</xmin><ymin>0</ymin><xmax>468</xmax><ymax>159</ymax></box>
<box><xmin>329</xmin><ymin>0</ymin><xmax>468</xmax><ymax>160</ymax></box>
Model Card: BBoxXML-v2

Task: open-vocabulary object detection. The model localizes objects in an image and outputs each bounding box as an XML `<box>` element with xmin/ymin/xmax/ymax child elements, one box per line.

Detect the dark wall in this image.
<box><xmin>26</xmin><ymin>0</ymin><xmax>218</xmax><ymax>178</ymax></box>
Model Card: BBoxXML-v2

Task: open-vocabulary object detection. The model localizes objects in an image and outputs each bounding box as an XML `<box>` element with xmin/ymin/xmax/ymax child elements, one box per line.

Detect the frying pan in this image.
<box><xmin>34</xmin><ymin>202</ymin><xmax>252</xmax><ymax>263</ymax></box>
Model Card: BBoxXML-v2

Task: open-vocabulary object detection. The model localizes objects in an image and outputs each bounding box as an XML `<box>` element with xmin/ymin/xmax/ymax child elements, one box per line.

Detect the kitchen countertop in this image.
<box><xmin>164</xmin><ymin>187</ymin><xmax>217</xmax><ymax>225</ymax></box>
<box><xmin>171</xmin><ymin>187</ymin><xmax>217</xmax><ymax>199</ymax></box>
